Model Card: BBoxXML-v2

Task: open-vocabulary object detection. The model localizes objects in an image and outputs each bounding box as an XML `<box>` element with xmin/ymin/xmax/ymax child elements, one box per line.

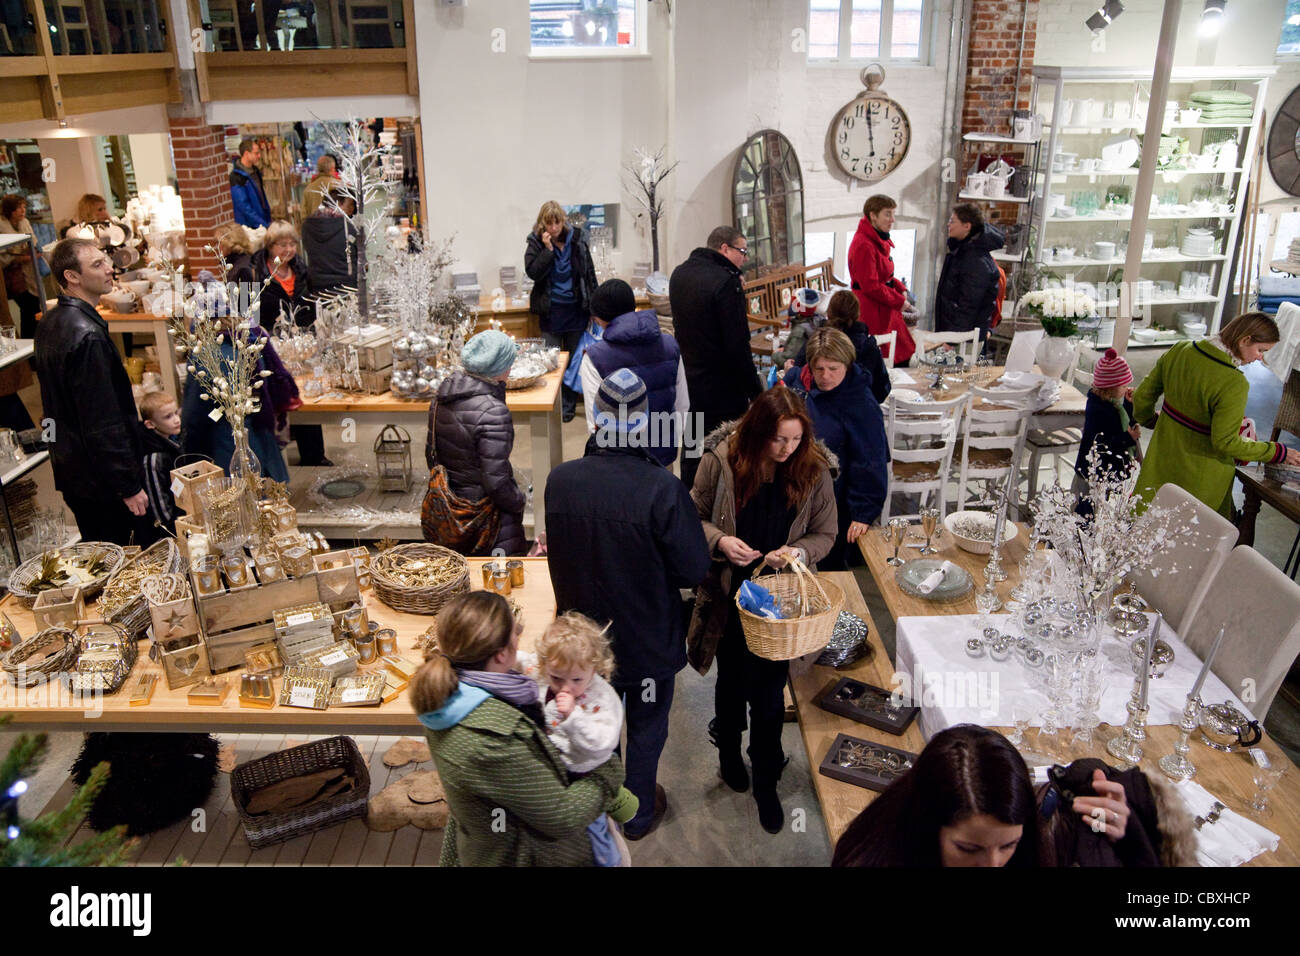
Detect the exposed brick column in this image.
<box><xmin>169</xmin><ymin>117</ymin><xmax>235</xmax><ymax>277</ymax></box>
<box><xmin>960</xmin><ymin>0</ymin><xmax>1039</xmax><ymax>226</ymax></box>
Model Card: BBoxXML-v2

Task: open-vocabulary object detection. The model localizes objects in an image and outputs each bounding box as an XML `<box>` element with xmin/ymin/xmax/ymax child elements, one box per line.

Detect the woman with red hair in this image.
<box><xmin>687</xmin><ymin>387</ymin><xmax>838</xmax><ymax>834</ymax></box>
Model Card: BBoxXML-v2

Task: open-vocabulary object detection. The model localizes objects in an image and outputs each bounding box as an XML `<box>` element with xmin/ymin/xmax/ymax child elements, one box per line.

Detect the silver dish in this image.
<box><xmin>814</xmin><ymin>611</ymin><xmax>870</xmax><ymax>668</ymax></box>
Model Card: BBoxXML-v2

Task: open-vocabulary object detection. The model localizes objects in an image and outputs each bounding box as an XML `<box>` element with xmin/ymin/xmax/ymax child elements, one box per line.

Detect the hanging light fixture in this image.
<box><xmin>1200</xmin><ymin>0</ymin><xmax>1226</xmax><ymax>36</ymax></box>
<box><xmin>1086</xmin><ymin>1</ymin><xmax>1125</xmax><ymax>32</ymax></box>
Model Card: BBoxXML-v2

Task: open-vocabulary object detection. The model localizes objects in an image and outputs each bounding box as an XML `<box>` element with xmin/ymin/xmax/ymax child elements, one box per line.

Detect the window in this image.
<box><xmin>805</xmin><ymin>231</ymin><xmax>836</xmax><ymax>267</ymax></box>
<box><xmin>530</xmin><ymin>1</ymin><xmax>646</xmax><ymax>56</ymax></box>
<box><xmin>808</xmin><ymin>0</ymin><xmax>926</xmax><ymax>62</ymax></box>
<box><xmin>1279</xmin><ymin>0</ymin><xmax>1300</xmax><ymax>56</ymax></box>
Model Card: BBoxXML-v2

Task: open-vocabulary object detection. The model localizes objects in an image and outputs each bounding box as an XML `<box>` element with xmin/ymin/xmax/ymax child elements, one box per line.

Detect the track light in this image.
<box><xmin>1200</xmin><ymin>0</ymin><xmax>1225</xmax><ymax>37</ymax></box>
<box><xmin>1086</xmin><ymin>1</ymin><xmax>1124</xmax><ymax>32</ymax></box>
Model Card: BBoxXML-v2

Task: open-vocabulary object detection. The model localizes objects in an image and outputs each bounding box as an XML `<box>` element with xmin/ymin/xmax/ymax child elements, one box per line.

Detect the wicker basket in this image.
<box><xmin>7</xmin><ymin>542</ymin><xmax>126</xmax><ymax>607</ymax></box>
<box><xmin>230</xmin><ymin>736</ymin><xmax>370</xmax><ymax>849</ymax></box>
<box><xmin>100</xmin><ymin>538</ymin><xmax>187</xmax><ymax>640</ymax></box>
<box><xmin>370</xmin><ymin>543</ymin><xmax>470</xmax><ymax>615</ymax></box>
<box><xmin>735</xmin><ymin>560</ymin><xmax>844</xmax><ymax>661</ymax></box>
<box><xmin>1</xmin><ymin>626</ymin><xmax>81</xmax><ymax>687</ymax></box>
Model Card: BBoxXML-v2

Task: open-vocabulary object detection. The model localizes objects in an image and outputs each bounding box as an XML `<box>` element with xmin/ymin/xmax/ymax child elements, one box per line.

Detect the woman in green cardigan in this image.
<box><xmin>412</xmin><ymin>591</ymin><xmax>633</xmax><ymax>866</ymax></box>
<box><xmin>1132</xmin><ymin>312</ymin><xmax>1299</xmax><ymax>517</ymax></box>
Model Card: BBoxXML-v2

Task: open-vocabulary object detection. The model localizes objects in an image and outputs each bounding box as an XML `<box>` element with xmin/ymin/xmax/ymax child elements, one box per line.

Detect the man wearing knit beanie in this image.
<box><xmin>545</xmin><ymin>368</ymin><xmax>711</xmax><ymax>841</ymax></box>
<box><xmin>581</xmin><ymin>279</ymin><xmax>690</xmax><ymax>468</ymax></box>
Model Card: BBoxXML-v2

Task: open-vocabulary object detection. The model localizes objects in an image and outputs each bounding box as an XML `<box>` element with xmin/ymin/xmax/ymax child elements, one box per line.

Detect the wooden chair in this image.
<box><xmin>205</xmin><ymin>0</ymin><xmax>249</xmax><ymax>51</ymax></box>
<box><xmin>914</xmin><ymin>329</ymin><xmax>980</xmax><ymax>367</ymax></box>
<box><xmin>343</xmin><ymin>0</ymin><xmax>398</xmax><ymax>48</ymax></box>
<box><xmin>875</xmin><ymin>331</ymin><xmax>897</xmax><ymax>370</ymax></box>
<box><xmin>954</xmin><ymin>385</ymin><xmax>1034</xmax><ymax>512</ymax></box>
<box><xmin>881</xmin><ymin>392</ymin><xmax>968</xmax><ymax>523</ymax></box>
<box><xmin>1178</xmin><ymin>544</ymin><xmax>1300</xmax><ymax>720</ymax></box>
<box><xmin>1129</xmin><ymin>482</ymin><xmax>1238</xmax><ymax>638</ymax></box>
<box><xmin>742</xmin><ymin>259</ymin><xmax>836</xmax><ymax>326</ymax></box>
<box><xmin>103</xmin><ymin>0</ymin><xmax>150</xmax><ymax>52</ymax></box>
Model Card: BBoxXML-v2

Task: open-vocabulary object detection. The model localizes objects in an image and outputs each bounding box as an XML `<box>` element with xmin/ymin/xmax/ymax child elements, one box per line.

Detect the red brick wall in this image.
<box><xmin>961</xmin><ymin>0</ymin><xmax>1038</xmax><ymax>225</ymax></box>
<box><xmin>169</xmin><ymin>117</ymin><xmax>235</xmax><ymax>278</ymax></box>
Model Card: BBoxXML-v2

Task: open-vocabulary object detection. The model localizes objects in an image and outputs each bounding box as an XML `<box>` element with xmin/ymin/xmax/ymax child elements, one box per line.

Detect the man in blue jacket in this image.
<box><xmin>230</xmin><ymin>137</ymin><xmax>271</xmax><ymax>229</ymax></box>
<box><xmin>545</xmin><ymin>369</ymin><xmax>711</xmax><ymax>841</ymax></box>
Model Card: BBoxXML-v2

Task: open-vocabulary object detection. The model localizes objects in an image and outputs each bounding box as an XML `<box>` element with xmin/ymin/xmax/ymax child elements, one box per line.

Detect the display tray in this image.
<box><xmin>817</xmin><ymin>677</ymin><xmax>919</xmax><ymax>736</ymax></box>
<box><xmin>818</xmin><ymin>733</ymin><xmax>917</xmax><ymax>793</ymax></box>
<box><xmin>894</xmin><ymin>559</ymin><xmax>973</xmax><ymax>603</ymax></box>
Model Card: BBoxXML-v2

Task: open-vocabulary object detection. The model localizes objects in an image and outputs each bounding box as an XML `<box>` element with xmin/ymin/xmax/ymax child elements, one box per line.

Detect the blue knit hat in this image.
<box><xmin>593</xmin><ymin>368</ymin><xmax>648</xmax><ymax>435</ymax></box>
<box><xmin>461</xmin><ymin>330</ymin><xmax>517</xmax><ymax>378</ymax></box>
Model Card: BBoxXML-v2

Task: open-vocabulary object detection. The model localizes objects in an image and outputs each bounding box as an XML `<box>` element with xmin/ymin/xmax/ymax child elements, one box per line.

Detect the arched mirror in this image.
<box><xmin>732</xmin><ymin>130</ymin><xmax>805</xmax><ymax>279</ymax></box>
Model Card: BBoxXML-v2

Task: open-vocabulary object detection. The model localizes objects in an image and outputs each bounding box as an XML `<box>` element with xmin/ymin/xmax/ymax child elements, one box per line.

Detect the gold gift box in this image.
<box><xmin>239</xmin><ymin>673</ymin><xmax>275</xmax><ymax>709</ymax></box>
<box><xmin>279</xmin><ymin>665</ymin><xmax>331</xmax><ymax>710</ymax></box>
<box><xmin>187</xmin><ymin>677</ymin><xmax>229</xmax><ymax>706</ymax></box>
<box><xmin>243</xmin><ymin>642</ymin><xmax>284</xmax><ymax>677</ymax></box>
<box><xmin>329</xmin><ymin>672</ymin><xmax>385</xmax><ymax>707</ymax></box>
<box><xmin>382</xmin><ymin>655</ymin><xmax>419</xmax><ymax>682</ymax></box>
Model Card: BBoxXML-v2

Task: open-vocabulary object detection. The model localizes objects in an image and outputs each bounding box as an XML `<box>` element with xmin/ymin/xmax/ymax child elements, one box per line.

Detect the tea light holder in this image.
<box><xmin>990</xmin><ymin>638</ymin><xmax>1011</xmax><ymax>662</ymax></box>
<box><xmin>965</xmin><ymin>637</ymin><xmax>986</xmax><ymax>658</ymax></box>
<box><xmin>192</xmin><ymin>555</ymin><xmax>223</xmax><ymax>596</ymax></box>
<box><xmin>255</xmin><ymin>554</ymin><xmax>285</xmax><ymax>584</ymax></box>
<box><xmin>506</xmin><ymin>559</ymin><xmax>525</xmax><ymax>589</ymax></box>
<box><xmin>490</xmin><ymin>568</ymin><xmax>512</xmax><ymax>595</ymax></box>
<box><xmin>221</xmin><ymin>554</ymin><xmax>250</xmax><ymax>589</ymax></box>
<box><xmin>375</xmin><ymin>627</ymin><xmax>399</xmax><ymax>657</ymax></box>
<box><xmin>281</xmin><ymin>545</ymin><xmax>315</xmax><ymax>578</ymax></box>
<box><xmin>354</xmin><ymin>632</ymin><xmax>377</xmax><ymax>664</ymax></box>
<box><xmin>481</xmin><ymin>561</ymin><xmax>501</xmax><ymax>588</ymax></box>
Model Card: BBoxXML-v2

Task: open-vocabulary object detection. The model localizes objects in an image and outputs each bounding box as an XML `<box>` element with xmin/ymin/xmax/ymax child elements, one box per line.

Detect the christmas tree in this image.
<box><xmin>0</xmin><ymin>715</ymin><xmax>135</xmax><ymax>866</ymax></box>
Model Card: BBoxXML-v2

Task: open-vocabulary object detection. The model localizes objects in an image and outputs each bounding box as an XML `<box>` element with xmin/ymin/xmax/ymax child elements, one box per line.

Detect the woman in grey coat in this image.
<box><xmin>426</xmin><ymin>331</ymin><xmax>528</xmax><ymax>555</ymax></box>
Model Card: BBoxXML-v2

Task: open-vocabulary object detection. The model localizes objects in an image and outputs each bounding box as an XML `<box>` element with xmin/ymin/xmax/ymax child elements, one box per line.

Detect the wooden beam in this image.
<box><xmin>59</xmin><ymin>69</ymin><xmax>177</xmax><ymax>115</ymax></box>
<box><xmin>205</xmin><ymin>62</ymin><xmax>408</xmax><ymax>101</ymax></box>
<box><xmin>29</xmin><ymin>0</ymin><xmax>65</xmax><ymax>120</ymax></box>
<box><xmin>413</xmin><ymin>118</ymin><xmax>428</xmax><ymax>233</ymax></box>
<box><xmin>0</xmin><ymin>60</ymin><xmax>51</xmax><ymax>79</ymax></box>
<box><xmin>40</xmin><ymin>52</ymin><xmax>176</xmax><ymax>74</ymax></box>
<box><xmin>403</xmin><ymin>0</ymin><xmax>418</xmax><ymax>98</ymax></box>
<box><xmin>204</xmin><ymin>48</ymin><xmax>406</xmax><ymax>68</ymax></box>
<box><xmin>0</xmin><ymin>77</ymin><xmax>47</xmax><ymax>123</ymax></box>
<box><xmin>188</xmin><ymin>0</ymin><xmax>210</xmax><ymax>102</ymax></box>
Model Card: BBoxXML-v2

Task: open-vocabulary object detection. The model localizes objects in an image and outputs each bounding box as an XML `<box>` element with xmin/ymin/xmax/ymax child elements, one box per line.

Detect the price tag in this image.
<box><xmin>170</xmin><ymin>477</ymin><xmax>185</xmax><ymax>498</ymax></box>
<box><xmin>208</xmin><ymin>408</ymin><xmax>223</xmax><ymax>422</ymax></box>
<box><xmin>289</xmin><ymin>685</ymin><xmax>317</xmax><ymax>708</ymax></box>
<box><xmin>319</xmin><ymin>649</ymin><xmax>348</xmax><ymax>666</ymax></box>
<box><xmin>285</xmin><ymin>611</ymin><xmax>315</xmax><ymax>627</ymax></box>
<box><xmin>341</xmin><ymin>687</ymin><xmax>369</xmax><ymax>703</ymax></box>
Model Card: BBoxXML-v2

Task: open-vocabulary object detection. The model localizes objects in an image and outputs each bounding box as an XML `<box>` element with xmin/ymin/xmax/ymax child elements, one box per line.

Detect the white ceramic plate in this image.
<box><xmin>890</xmin><ymin>389</ymin><xmax>923</xmax><ymax>404</ymax></box>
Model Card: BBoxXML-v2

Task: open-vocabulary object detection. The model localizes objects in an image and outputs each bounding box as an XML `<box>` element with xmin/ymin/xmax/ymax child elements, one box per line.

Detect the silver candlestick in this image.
<box><xmin>1158</xmin><ymin>694</ymin><xmax>1202</xmax><ymax>781</ymax></box>
<box><xmin>1106</xmin><ymin>678</ymin><xmax>1150</xmax><ymax>768</ymax></box>
<box><xmin>984</xmin><ymin>479</ymin><xmax>1011</xmax><ymax>583</ymax></box>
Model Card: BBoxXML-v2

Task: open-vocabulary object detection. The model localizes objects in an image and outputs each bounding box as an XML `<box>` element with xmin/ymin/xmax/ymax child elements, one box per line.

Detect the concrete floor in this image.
<box><xmin>6</xmin><ymin>348</ymin><xmax>1300</xmax><ymax>864</ymax></box>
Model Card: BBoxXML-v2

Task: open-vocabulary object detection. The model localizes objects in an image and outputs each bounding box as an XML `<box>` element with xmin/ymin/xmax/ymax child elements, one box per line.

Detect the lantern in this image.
<box><xmin>374</xmin><ymin>424</ymin><xmax>413</xmax><ymax>493</ymax></box>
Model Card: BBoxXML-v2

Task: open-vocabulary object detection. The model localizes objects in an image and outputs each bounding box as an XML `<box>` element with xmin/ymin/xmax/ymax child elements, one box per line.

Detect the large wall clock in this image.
<box><xmin>829</xmin><ymin>64</ymin><xmax>912</xmax><ymax>184</ymax></box>
<box><xmin>1268</xmin><ymin>84</ymin><xmax>1300</xmax><ymax>197</ymax></box>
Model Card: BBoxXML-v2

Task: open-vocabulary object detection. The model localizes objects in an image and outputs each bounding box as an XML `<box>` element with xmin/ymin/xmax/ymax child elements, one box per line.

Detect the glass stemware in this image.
<box><xmin>1248</xmin><ymin>763</ymin><xmax>1286</xmax><ymax>818</ymax></box>
<box><xmin>886</xmin><ymin>518</ymin><xmax>908</xmax><ymax>567</ymax></box>
<box><xmin>919</xmin><ymin>507</ymin><xmax>941</xmax><ymax>555</ymax></box>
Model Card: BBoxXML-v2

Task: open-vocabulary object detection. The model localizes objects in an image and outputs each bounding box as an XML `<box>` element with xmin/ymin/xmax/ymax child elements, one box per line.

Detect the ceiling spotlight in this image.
<box><xmin>1200</xmin><ymin>0</ymin><xmax>1225</xmax><ymax>37</ymax></box>
<box><xmin>1086</xmin><ymin>1</ymin><xmax>1124</xmax><ymax>32</ymax></box>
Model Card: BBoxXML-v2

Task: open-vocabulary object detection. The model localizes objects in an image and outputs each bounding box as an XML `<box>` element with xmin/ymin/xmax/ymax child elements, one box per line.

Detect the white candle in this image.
<box><xmin>188</xmin><ymin>532</ymin><xmax>210</xmax><ymax>560</ymax></box>
<box><xmin>1189</xmin><ymin>626</ymin><xmax>1225</xmax><ymax>701</ymax></box>
<box><xmin>1139</xmin><ymin>613</ymin><xmax>1160</xmax><ymax>709</ymax></box>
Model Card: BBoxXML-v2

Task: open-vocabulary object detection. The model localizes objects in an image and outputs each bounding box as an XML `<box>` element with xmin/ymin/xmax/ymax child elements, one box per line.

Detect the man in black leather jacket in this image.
<box><xmin>33</xmin><ymin>238</ymin><xmax>154</xmax><ymax>546</ymax></box>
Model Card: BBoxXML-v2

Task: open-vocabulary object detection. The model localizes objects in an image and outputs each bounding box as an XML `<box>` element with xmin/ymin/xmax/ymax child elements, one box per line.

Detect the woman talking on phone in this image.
<box><xmin>525</xmin><ymin>201</ymin><xmax>599</xmax><ymax>422</ymax></box>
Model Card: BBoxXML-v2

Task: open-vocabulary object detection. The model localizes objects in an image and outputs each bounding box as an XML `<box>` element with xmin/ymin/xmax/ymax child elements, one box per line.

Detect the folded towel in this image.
<box><xmin>917</xmin><ymin>560</ymin><xmax>959</xmax><ymax>595</ymax></box>
<box><xmin>1189</xmin><ymin>90</ymin><xmax>1253</xmax><ymax>106</ymax></box>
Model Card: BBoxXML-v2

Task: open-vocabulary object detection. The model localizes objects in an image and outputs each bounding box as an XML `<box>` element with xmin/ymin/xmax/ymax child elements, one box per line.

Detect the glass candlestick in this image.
<box><xmin>1158</xmin><ymin>694</ymin><xmax>1202</xmax><ymax>781</ymax></box>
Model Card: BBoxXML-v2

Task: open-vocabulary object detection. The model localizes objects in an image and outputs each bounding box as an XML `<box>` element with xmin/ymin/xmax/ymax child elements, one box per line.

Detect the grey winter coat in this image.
<box><xmin>686</xmin><ymin>421</ymin><xmax>839</xmax><ymax>674</ymax></box>
<box><xmin>426</xmin><ymin>371</ymin><xmax>527</xmax><ymax>555</ymax></box>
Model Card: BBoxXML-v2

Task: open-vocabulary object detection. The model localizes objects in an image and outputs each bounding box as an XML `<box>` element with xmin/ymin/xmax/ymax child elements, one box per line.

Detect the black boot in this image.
<box><xmin>752</xmin><ymin>755</ymin><xmax>788</xmax><ymax>835</ymax></box>
<box><xmin>709</xmin><ymin>717</ymin><xmax>749</xmax><ymax>792</ymax></box>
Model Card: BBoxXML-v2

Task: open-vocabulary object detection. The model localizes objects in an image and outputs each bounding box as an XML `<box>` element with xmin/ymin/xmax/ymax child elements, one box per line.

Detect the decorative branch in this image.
<box><xmin>623</xmin><ymin>146</ymin><xmax>678</xmax><ymax>272</ymax></box>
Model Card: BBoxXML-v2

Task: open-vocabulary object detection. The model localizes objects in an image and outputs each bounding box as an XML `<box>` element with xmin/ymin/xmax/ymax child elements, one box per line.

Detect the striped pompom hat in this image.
<box><xmin>1092</xmin><ymin>348</ymin><xmax>1133</xmax><ymax>390</ymax></box>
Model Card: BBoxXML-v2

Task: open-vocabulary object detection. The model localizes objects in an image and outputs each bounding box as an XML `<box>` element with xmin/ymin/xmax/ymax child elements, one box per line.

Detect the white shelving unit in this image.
<box><xmin>957</xmin><ymin>130</ymin><xmax>1044</xmax><ymax>281</ymax></box>
<box><xmin>1029</xmin><ymin>65</ymin><xmax>1273</xmax><ymax>339</ymax></box>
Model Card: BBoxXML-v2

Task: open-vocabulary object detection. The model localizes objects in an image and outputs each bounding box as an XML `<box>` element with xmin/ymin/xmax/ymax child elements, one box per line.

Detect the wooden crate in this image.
<box><xmin>314</xmin><ymin>551</ymin><xmax>361</xmax><ymax>605</ymax></box>
<box><xmin>174</xmin><ymin>514</ymin><xmax>205</xmax><ymax>563</ymax></box>
<box><xmin>148</xmin><ymin>595</ymin><xmax>200</xmax><ymax>644</ymax></box>
<box><xmin>195</xmin><ymin>573</ymin><xmax>319</xmax><ymax>673</ymax></box>
<box><xmin>207</xmin><ymin>621</ymin><xmax>277</xmax><ymax>673</ymax></box>
<box><xmin>157</xmin><ymin>634</ymin><xmax>210</xmax><ymax>690</ymax></box>
<box><xmin>358</xmin><ymin>366</ymin><xmax>392</xmax><ymax>395</ymax></box>
<box><xmin>32</xmin><ymin>586</ymin><xmax>85</xmax><ymax>631</ymax></box>
<box><xmin>170</xmin><ymin>460</ymin><xmax>224</xmax><ymax>516</ymax></box>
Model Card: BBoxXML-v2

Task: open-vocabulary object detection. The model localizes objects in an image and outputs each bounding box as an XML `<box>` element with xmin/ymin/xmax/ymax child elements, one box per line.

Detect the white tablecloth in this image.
<box><xmin>895</xmin><ymin>613</ymin><xmax>1254</xmax><ymax>741</ymax></box>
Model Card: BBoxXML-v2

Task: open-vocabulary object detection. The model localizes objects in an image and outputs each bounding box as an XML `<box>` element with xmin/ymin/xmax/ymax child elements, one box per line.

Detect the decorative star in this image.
<box><xmin>161</xmin><ymin>607</ymin><xmax>192</xmax><ymax>638</ymax></box>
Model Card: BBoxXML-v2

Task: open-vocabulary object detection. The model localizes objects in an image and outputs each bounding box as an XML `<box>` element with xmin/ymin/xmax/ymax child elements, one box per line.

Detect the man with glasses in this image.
<box><xmin>669</xmin><ymin>226</ymin><xmax>763</xmax><ymax>490</ymax></box>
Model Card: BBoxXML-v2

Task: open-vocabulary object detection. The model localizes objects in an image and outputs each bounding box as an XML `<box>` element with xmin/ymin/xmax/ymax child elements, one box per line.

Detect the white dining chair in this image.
<box><xmin>954</xmin><ymin>386</ymin><xmax>1034</xmax><ymax>512</ymax></box>
<box><xmin>1177</xmin><ymin>545</ymin><xmax>1300</xmax><ymax>721</ymax></box>
<box><xmin>914</xmin><ymin>329</ymin><xmax>980</xmax><ymax>367</ymax></box>
<box><xmin>880</xmin><ymin>392</ymin><xmax>968</xmax><ymax>523</ymax></box>
<box><xmin>1129</xmin><ymin>482</ymin><xmax>1238</xmax><ymax>637</ymax></box>
<box><xmin>1022</xmin><ymin>344</ymin><xmax>1093</xmax><ymax>507</ymax></box>
<box><xmin>874</xmin><ymin>331</ymin><xmax>897</xmax><ymax>370</ymax></box>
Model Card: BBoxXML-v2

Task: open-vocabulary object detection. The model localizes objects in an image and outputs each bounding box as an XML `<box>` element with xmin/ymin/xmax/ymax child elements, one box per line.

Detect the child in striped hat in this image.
<box><xmin>1072</xmin><ymin>348</ymin><xmax>1141</xmax><ymax>510</ymax></box>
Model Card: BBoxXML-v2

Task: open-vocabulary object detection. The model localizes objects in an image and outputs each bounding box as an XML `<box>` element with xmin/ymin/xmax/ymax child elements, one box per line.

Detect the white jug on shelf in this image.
<box><xmin>965</xmin><ymin>171</ymin><xmax>990</xmax><ymax>196</ymax></box>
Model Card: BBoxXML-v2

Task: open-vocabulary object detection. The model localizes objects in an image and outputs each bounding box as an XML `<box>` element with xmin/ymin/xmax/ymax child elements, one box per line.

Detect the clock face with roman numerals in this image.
<box><xmin>832</xmin><ymin>94</ymin><xmax>911</xmax><ymax>184</ymax></box>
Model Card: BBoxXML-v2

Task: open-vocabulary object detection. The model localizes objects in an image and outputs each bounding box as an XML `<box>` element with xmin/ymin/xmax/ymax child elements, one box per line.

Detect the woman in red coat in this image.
<box><xmin>848</xmin><ymin>195</ymin><xmax>915</xmax><ymax>365</ymax></box>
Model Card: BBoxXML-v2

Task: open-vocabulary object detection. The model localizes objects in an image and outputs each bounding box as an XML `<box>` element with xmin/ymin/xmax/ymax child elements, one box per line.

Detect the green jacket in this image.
<box><xmin>1132</xmin><ymin>339</ymin><xmax>1287</xmax><ymax>517</ymax></box>
<box><xmin>422</xmin><ymin>694</ymin><xmax>624</xmax><ymax>866</ymax></box>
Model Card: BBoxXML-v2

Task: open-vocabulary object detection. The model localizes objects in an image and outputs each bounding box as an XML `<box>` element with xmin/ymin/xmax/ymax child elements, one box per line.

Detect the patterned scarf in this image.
<box><xmin>458</xmin><ymin>668</ymin><xmax>546</xmax><ymax>728</ymax></box>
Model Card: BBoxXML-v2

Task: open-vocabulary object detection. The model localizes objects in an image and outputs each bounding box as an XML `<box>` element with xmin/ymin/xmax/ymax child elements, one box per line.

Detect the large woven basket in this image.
<box><xmin>6</xmin><ymin>542</ymin><xmax>125</xmax><ymax>607</ymax></box>
<box><xmin>735</xmin><ymin>561</ymin><xmax>844</xmax><ymax>661</ymax></box>
<box><xmin>1</xmin><ymin>626</ymin><xmax>81</xmax><ymax>687</ymax></box>
<box><xmin>230</xmin><ymin>736</ymin><xmax>369</xmax><ymax>849</ymax></box>
<box><xmin>370</xmin><ymin>543</ymin><xmax>470</xmax><ymax>615</ymax></box>
<box><xmin>100</xmin><ymin>538</ymin><xmax>187</xmax><ymax>640</ymax></box>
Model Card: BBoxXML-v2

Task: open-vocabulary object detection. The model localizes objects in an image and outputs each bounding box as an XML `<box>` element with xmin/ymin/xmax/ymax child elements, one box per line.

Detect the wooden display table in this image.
<box><xmin>291</xmin><ymin>356</ymin><xmax>566</xmax><ymax>535</ymax></box>
<box><xmin>0</xmin><ymin>557</ymin><xmax>554</xmax><ymax>735</ymax></box>
<box><xmin>102</xmin><ymin>310</ymin><xmax>182</xmax><ymax>404</ymax></box>
<box><xmin>842</xmin><ymin>524</ymin><xmax>1300</xmax><ymax>865</ymax></box>
<box><xmin>1235</xmin><ymin>462</ymin><xmax>1300</xmax><ymax>553</ymax></box>
<box><xmin>469</xmin><ymin>293</ymin><xmax>650</xmax><ymax>340</ymax></box>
